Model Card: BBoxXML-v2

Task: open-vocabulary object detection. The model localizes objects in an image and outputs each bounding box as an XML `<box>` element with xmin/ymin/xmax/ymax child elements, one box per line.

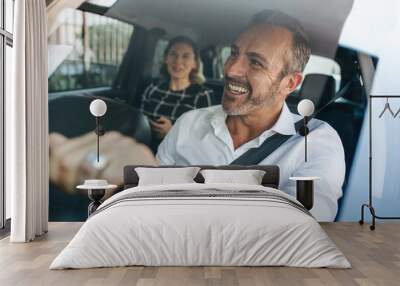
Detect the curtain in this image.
<box><xmin>7</xmin><ymin>0</ymin><xmax>49</xmax><ymax>242</ymax></box>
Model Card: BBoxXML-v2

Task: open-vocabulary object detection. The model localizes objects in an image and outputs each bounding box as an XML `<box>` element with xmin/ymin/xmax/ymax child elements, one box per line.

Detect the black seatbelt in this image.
<box><xmin>230</xmin><ymin>81</ymin><xmax>352</xmax><ymax>165</ymax></box>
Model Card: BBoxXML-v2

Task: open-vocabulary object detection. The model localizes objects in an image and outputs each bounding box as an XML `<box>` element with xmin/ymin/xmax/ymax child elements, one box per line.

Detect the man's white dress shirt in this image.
<box><xmin>156</xmin><ymin>103</ymin><xmax>346</xmax><ymax>221</ymax></box>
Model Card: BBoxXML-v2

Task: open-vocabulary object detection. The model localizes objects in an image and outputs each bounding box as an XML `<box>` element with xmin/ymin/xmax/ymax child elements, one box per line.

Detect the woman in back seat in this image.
<box><xmin>140</xmin><ymin>36</ymin><xmax>213</xmax><ymax>151</ymax></box>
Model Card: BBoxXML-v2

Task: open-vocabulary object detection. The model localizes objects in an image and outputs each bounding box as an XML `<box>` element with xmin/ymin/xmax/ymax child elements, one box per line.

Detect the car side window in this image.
<box><xmin>48</xmin><ymin>9</ymin><xmax>134</xmax><ymax>93</ymax></box>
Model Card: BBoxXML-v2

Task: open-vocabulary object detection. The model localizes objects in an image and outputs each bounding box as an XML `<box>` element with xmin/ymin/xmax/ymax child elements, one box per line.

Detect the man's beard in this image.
<box><xmin>222</xmin><ymin>78</ymin><xmax>280</xmax><ymax>116</ymax></box>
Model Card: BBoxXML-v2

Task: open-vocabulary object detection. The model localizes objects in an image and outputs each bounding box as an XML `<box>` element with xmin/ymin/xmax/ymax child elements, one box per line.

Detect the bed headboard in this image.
<box><xmin>123</xmin><ymin>165</ymin><xmax>280</xmax><ymax>189</ymax></box>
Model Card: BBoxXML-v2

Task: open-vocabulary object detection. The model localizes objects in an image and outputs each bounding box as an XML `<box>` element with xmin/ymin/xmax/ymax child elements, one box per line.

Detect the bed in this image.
<box><xmin>50</xmin><ymin>165</ymin><xmax>350</xmax><ymax>269</ymax></box>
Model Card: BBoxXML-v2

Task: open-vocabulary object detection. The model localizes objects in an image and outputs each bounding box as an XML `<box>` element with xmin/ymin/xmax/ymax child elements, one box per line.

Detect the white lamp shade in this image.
<box><xmin>297</xmin><ymin>99</ymin><xmax>315</xmax><ymax>117</ymax></box>
<box><xmin>89</xmin><ymin>99</ymin><xmax>107</xmax><ymax>117</ymax></box>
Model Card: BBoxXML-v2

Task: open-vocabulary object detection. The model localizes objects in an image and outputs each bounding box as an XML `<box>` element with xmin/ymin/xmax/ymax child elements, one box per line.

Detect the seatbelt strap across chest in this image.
<box><xmin>229</xmin><ymin>119</ymin><xmax>303</xmax><ymax>165</ymax></box>
<box><xmin>229</xmin><ymin>81</ymin><xmax>352</xmax><ymax>165</ymax></box>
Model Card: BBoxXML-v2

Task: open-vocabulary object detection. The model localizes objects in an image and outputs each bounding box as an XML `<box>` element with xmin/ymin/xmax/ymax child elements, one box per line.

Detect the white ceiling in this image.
<box><xmin>105</xmin><ymin>0</ymin><xmax>354</xmax><ymax>58</ymax></box>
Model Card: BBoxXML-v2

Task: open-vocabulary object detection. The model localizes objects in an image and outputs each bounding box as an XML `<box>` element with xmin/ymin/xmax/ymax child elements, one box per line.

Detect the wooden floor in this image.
<box><xmin>0</xmin><ymin>222</ymin><xmax>399</xmax><ymax>286</ymax></box>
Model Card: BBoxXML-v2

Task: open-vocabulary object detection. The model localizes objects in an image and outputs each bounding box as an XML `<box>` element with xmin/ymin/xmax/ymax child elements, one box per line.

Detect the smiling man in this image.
<box><xmin>49</xmin><ymin>9</ymin><xmax>345</xmax><ymax>222</ymax></box>
<box><xmin>157</xmin><ymin>10</ymin><xmax>346</xmax><ymax>221</ymax></box>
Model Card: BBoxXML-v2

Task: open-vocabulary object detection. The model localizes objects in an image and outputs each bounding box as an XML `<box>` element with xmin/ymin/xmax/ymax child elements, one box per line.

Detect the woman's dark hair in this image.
<box><xmin>160</xmin><ymin>36</ymin><xmax>205</xmax><ymax>85</ymax></box>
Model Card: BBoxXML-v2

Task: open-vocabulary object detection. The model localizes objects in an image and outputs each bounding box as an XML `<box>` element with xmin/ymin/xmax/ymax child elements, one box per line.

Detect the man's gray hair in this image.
<box><xmin>249</xmin><ymin>9</ymin><xmax>311</xmax><ymax>75</ymax></box>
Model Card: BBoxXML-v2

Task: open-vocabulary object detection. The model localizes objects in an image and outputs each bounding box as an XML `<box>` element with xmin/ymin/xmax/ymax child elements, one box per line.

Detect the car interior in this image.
<box><xmin>48</xmin><ymin>0</ymin><xmax>366</xmax><ymax>220</ymax></box>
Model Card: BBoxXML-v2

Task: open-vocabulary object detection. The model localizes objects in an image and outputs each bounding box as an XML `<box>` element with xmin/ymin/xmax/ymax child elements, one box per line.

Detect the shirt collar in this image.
<box><xmin>210</xmin><ymin>106</ymin><xmax>228</xmax><ymax>136</ymax></box>
<box><xmin>268</xmin><ymin>102</ymin><xmax>297</xmax><ymax>136</ymax></box>
<box><xmin>210</xmin><ymin>103</ymin><xmax>296</xmax><ymax>138</ymax></box>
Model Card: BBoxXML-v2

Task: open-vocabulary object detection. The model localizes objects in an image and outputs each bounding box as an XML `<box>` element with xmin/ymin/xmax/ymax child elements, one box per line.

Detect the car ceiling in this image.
<box><xmin>105</xmin><ymin>0</ymin><xmax>354</xmax><ymax>59</ymax></box>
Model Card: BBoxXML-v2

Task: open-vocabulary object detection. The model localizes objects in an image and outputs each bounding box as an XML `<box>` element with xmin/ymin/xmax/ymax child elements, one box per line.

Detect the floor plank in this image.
<box><xmin>0</xmin><ymin>222</ymin><xmax>399</xmax><ymax>286</ymax></box>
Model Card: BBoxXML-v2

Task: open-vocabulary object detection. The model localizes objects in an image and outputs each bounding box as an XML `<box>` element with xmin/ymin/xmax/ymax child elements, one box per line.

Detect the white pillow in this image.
<box><xmin>200</xmin><ymin>169</ymin><xmax>266</xmax><ymax>185</ymax></box>
<box><xmin>135</xmin><ymin>167</ymin><xmax>200</xmax><ymax>186</ymax></box>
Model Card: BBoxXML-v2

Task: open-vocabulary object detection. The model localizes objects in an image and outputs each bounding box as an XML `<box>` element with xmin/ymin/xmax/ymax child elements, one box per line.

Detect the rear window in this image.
<box><xmin>149</xmin><ymin>40</ymin><xmax>341</xmax><ymax>94</ymax></box>
<box><xmin>217</xmin><ymin>46</ymin><xmax>341</xmax><ymax>91</ymax></box>
<box><xmin>151</xmin><ymin>39</ymin><xmax>169</xmax><ymax>78</ymax></box>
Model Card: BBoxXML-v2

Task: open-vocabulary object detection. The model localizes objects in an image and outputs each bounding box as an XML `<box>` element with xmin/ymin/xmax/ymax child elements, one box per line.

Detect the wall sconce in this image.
<box><xmin>89</xmin><ymin>99</ymin><xmax>107</xmax><ymax>162</ymax></box>
<box><xmin>297</xmin><ymin>99</ymin><xmax>315</xmax><ymax>162</ymax></box>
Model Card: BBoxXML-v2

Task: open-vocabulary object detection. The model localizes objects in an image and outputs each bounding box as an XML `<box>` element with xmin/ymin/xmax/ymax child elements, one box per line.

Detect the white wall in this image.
<box><xmin>338</xmin><ymin>0</ymin><xmax>400</xmax><ymax>220</ymax></box>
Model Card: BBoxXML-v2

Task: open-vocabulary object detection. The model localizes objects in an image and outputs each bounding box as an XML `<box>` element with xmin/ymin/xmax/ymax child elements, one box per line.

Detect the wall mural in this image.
<box><xmin>48</xmin><ymin>4</ymin><xmax>372</xmax><ymax>222</ymax></box>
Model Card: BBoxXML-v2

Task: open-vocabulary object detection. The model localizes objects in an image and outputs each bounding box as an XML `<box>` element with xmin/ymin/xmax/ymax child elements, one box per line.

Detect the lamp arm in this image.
<box><xmin>304</xmin><ymin>116</ymin><xmax>308</xmax><ymax>162</ymax></box>
<box><xmin>96</xmin><ymin>117</ymin><xmax>100</xmax><ymax>162</ymax></box>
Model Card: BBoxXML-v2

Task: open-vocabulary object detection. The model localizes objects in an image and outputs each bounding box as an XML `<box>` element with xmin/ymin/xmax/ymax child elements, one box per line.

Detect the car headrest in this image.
<box><xmin>298</xmin><ymin>73</ymin><xmax>336</xmax><ymax>111</ymax></box>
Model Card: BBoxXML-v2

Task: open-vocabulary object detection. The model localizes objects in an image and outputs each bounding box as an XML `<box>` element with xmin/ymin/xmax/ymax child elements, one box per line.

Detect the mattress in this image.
<box><xmin>50</xmin><ymin>183</ymin><xmax>350</xmax><ymax>269</ymax></box>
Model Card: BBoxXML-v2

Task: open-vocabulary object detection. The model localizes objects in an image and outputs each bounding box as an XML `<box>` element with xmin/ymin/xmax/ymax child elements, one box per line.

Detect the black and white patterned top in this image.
<box><xmin>140</xmin><ymin>81</ymin><xmax>213</xmax><ymax>122</ymax></box>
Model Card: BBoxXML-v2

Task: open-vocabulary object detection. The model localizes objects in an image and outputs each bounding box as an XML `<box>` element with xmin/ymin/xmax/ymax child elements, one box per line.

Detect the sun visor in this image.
<box><xmin>106</xmin><ymin>0</ymin><xmax>354</xmax><ymax>58</ymax></box>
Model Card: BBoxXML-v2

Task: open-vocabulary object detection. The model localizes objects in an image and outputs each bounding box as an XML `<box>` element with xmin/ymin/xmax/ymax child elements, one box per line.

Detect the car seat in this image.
<box><xmin>287</xmin><ymin>73</ymin><xmax>365</xmax><ymax>220</ymax></box>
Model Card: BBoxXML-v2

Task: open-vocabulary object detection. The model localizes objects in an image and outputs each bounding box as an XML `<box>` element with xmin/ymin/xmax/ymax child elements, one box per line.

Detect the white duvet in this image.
<box><xmin>50</xmin><ymin>183</ymin><xmax>350</xmax><ymax>269</ymax></box>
